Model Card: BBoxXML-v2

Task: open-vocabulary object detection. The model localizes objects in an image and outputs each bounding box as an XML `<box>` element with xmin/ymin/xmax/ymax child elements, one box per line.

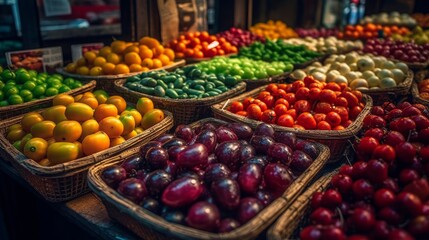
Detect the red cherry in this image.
<box><xmin>352</xmin><ymin>161</ymin><xmax>368</xmax><ymax>179</ymax></box>
<box><xmin>372</xmin><ymin>220</ymin><xmax>391</xmax><ymax>239</ymax></box>
<box><xmin>396</xmin><ymin>192</ymin><xmax>423</xmax><ymax>217</ymax></box>
<box><xmin>331</xmin><ymin>174</ymin><xmax>353</xmax><ymax>195</ymax></box>
<box><xmin>387</xmin><ymin>229</ymin><xmax>414</xmax><ymax>240</ymax></box>
<box><xmin>339</xmin><ymin>165</ymin><xmax>353</xmax><ymax>176</ymax></box>
<box><xmin>364</xmin><ymin>128</ymin><xmax>384</xmax><ymax>141</ymax></box>
<box><xmin>310</xmin><ymin>207</ymin><xmax>333</xmax><ymax>225</ymax></box>
<box><xmin>371</xmin><ymin>144</ymin><xmax>396</xmax><ymax>164</ymax></box>
<box><xmin>321</xmin><ymin>189</ymin><xmax>342</xmax><ymax>209</ymax></box>
<box><xmin>351</xmin><ymin>208</ymin><xmax>375</xmax><ymax>232</ymax></box>
<box><xmin>357</xmin><ymin>137</ymin><xmax>379</xmax><ymax>157</ymax></box>
<box><xmin>366</xmin><ymin>159</ymin><xmax>388</xmax><ymax>184</ymax></box>
<box><xmin>382</xmin><ymin>178</ymin><xmax>400</xmax><ymax>193</ymax></box>
<box><xmin>371</xmin><ymin>106</ymin><xmax>385</xmax><ymax>116</ymax></box>
<box><xmin>311</xmin><ymin>192</ymin><xmax>324</xmax><ymax>209</ymax></box>
<box><xmin>374</xmin><ymin>188</ymin><xmax>396</xmax><ymax>208</ymax></box>
<box><xmin>353</xmin><ymin>179</ymin><xmax>374</xmax><ymax>200</ymax></box>
<box><xmin>384</xmin><ymin>131</ymin><xmax>405</xmax><ymax>147</ymax></box>
<box><xmin>321</xmin><ymin>227</ymin><xmax>346</xmax><ymax>240</ymax></box>
<box><xmin>300</xmin><ymin>226</ymin><xmax>322</xmax><ymax>240</ymax></box>
<box><xmin>395</xmin><ymin>142</ymin><xmax>417</xmax><ymax>165</ymax></box>
<box><xmin>399</xmin><ymin>169</ymin><xmax>420</xmax><ymax>185</ymax></box>
<box><xmin>378</xmin><ymin>207</ymin><xmax>404</xmax><ymax>225</ymax></box>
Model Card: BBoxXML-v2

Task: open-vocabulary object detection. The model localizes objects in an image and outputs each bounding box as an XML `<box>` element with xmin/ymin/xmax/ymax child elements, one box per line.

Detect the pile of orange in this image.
<box><xmin>250</xmin><ymin>20</ymin><xmax>298</xmax><ymax>40</ymax></box>
<box><xmin>167</xmin><ymin>31</ymin><xmax>238</xmax><ymax>59</ymax></box>
<box><xmin>339</xmin><ymin>23</ymin><xmax>410</xmax><ymax>39</ymax></box>
<box><xmin>6</xmin><ymin>92</ymin><xmax>165</xmax><ymax>166</ymax></box>
<box><xmin>418</xmin><ymin>78</ymin><xmax>429</xmax><ymax>100</ymax></box>
<box><xmin>65</xmin><ymin>37</ymin><xmax>176</xmax><ymax>76</ymax></box>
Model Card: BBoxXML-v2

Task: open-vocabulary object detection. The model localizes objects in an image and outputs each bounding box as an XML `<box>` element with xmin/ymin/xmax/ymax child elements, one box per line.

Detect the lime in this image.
<box><xmin>71</xmin><ymin>82</ymin><xmax>82</xmax><ymax>89</ymax></box>
<box><xmin>51</xmin><ymin>74</ymin><xmax>63</xmax><ymax>81</ymax></box>
<box><xmin>58</xmin><ymin>85</ymin><xmax>71</xmax><ymax>93</ymax></box>
<box><xmin>4</xmin><ymin>85</ymin><xmax>19</xmax><ymax>97</ymax></box>
<box><xmin>15</xmin><ymin>68</ymin><xmax>27</xmax><ymax>73</ymax></box>
<box><xmin>8</xmin><ymin>94</ymin><xmax>23</xmax><ymax>105</ymax></box>
<box><xmin>0</xmin><ymin>91</ymin><xmax>4</xmax><ymax>101</ymax></box>
<box><xmin>19</xmin><ymin>89</ymin><xmax>33</xmax><ymax>102</ymax></box>
<box><xmin>16</xmin><ymin>85</ymin><xmax>22</xmax><ymax>90</ymax></box>
<box><xmin>0</xmin><ymin>81</ymin><xmax>4</xmax><ymax>90</ymax></box>
<box><xmin>38</xmin><ymin>72</ymin><xmax>48</xmax><ymax>78</ymax></box>
<box><xmin>1</xmin><ymin>69</ymin><xmax>15</xmax><ymax>80</ymax></box>
<box><xmin>22</xmin><ymin>81</ymin><xmax>36</xmax><ymax>91</ymax></box>
<box><xmin>28</xmin><ymin>70</ymin><xmax>38</xmax><ymax>78</ymax></box>
<box><xmin>42</xmin><ymin>83</ymin><xmax>48</xmax><ymax>89</ymax></box>
<box><xmin>37</xmin><ymin>75</ymin><xmax>47</xmax><ymax>82</ymax></box>
<box><xmin>5</xmin><ymin>80</ymin><xmax>16</xmax><ymax>85</ymax></box>
<box><xmin>0</xmin><ymin>100</ymin><xmax>8</xmax><ymax>107</ymax></box>
<box><xmin>45</xmin><ymin>87</ymin><xmax>59</xmax><ymax>97</ymax></box>
<box><xmin>63</xmin><ymin>77</ymin><xmax>75</xmax><ymax>86</ymax></box>
<box><xmin>32</xmin><ymin>85</ymin><xmax>45</xmax><ymax>97</ymax></box>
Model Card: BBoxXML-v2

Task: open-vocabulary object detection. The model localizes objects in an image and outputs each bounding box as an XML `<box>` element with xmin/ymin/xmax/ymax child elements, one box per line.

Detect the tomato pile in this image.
<box><xmin>418</xmin><ymin>78</ymin><xmax>429</xmax><ymax>100</ymax></box>
<box><xmin>228</xmin><ymin>77</ymin><xmax>365</xmax><ymax>130</ymax></box>
<box><xmin>167</xmin><ymin>31</ymin><xmax>238</xmax><ymax>59</ymax></box>
<box><xmin>339</xmin><ymin>24</ymin><xmax>410</xmax><ymax>40</ymax></box>
<box><xmin>299</xmin><ymin>102</ymin><xmax>429</xmax><ymax>240</ymax></box>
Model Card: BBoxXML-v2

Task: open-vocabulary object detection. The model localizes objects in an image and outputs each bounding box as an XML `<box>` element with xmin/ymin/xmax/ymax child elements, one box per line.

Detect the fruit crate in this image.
<box><xmin>87</xmin><ymin>118</ymin><xmax>330</xmax><ymax>240</ymax></box>
<box><xmin>114</xmin><ymin>79</ymin><xmax>246</xmax><ymax>126</ymax></box>
<box><xmin>0</xmin><ymin>80</ymin><xmax>96</xmax><ymax>120</ymax></box>
<box><xmin>359</xmin><ymin>70</ymin><xmax>414</xmax><ymax>105</ymax></box>
<box><xmin>412</xmin><ymin>70</ymin><xmax>429</xmax><ymax>107</ymax></box>
<box><xmin>211</xmin><ymin>86</ymin><xmax>372</xmax><ymax>163</ymax></box>
<box><xmin>266</xmin><ymin>170</ymin><xmax>336</xmax><ymax>240</ymax></box>
<box><xmin>0</xmin><ymin>109</ymin><xmax>173</xmax><ymax>202</ymax></box>
<box><xmin>56</xmin><ymin>60</ymin><xmax>186</xmax><ymax>94</ymax></box>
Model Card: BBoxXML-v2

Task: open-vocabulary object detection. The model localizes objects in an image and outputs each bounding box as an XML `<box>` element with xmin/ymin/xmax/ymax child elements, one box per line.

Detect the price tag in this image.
<box><xmin>6</xmin><ymin>47</ymin><xmax>63</xmax><ymax>73</ymax></box>
<box><xmin>43</xmin><ymin>0</ymin><xmax>71</xmax><ymax>17</ymax></box>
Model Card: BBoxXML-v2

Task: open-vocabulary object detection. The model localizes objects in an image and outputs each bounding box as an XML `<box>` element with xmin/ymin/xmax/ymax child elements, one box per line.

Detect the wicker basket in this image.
<box><xmin>267</xmin><ymin>171</ymin><xmax>336</xmax><ymax>240</ymax></box>
<box><xmin>359</xmin><ymin>70</ymin><xmax>414</xmax><ymax>105</ymax></box>
<box><xmin>211</xmin><ymin>86</ymin><xmax>372</xmax><ymax>163</ymax></box>
<box><xmin>56</xmin><ymin>60</ymin><xmax>186</xmax><ymax>93</ymax></box>
<box><xmin>0</xmin><ymin>109</ymin><xmax>174</xmax><ymax>202</ymax></box>
<box><xmin>412</xmin><ymin>70</ymin><xmax>429</xmax><ymax>107</ymax></box>
<box><xmin>114</xmin><ymin>79</ymin><xmax>247</xmax><ymax>126</ymax></box>
<box><xmin>0</xmin><ymin>80</ymin><xmax>96</xmax><ymax>120</ymax></box>
<box><xmin>87</xmin><ymin>118</ymin><xmax>331</xmax><ymax>240</ymax></box>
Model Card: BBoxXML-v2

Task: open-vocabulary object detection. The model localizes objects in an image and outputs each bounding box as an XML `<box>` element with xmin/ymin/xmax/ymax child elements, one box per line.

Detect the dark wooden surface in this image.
<box><xmin>0</xmin><ymin>157</ymin><xmax>138</xmax><ymax>240</ymax></box>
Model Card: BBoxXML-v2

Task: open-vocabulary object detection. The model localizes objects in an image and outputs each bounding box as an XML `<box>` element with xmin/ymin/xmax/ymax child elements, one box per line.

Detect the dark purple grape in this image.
<box><xmin>162</xmin><ymin>177</ymin><xmax>203</xmax><ymax>208</ymax></box>
<box><xmin>216</xmin><ymin>127</ymin><xmax>238</xmax><ymax>143</ymax></box>
<box><xmin>139</xmin><ymin>141</ymin><xmax>162</xmax><ymax>159</ymax></box>
<box><xmin>176</xmin><ymin>170</ymin><xmax>202</xmax><ymax>181</ymax></box>
<box><xmin>237</xmin><ymin>197</ymin><xmax>263</xmax><ymax>224</ymax></box>
<box><xmin>207</xmin><ymin>154</ymin><xmax>218</xmax><ymax>165</ymax></box>
<box><xmin>162</xmin><ymin>209</ymin><xmax>186</xmax><ymax>224</ymax></box>
<box><xmin>167</xmin><ymin>145</ymin><xmax>187</xmax><ymax>162</ymax></box>
<box><xmin>255</xmin><ymin>190</ymin><xmax>274</xmax><ymax>207</ymax></box>
<box><xmin>226</xmin><ymin>123</ymin><xmax>253</xmax><ymax>141</ymax></box>
<box><xmin>218</xmin><ymin>218</ymin><xmax>241</xmax><ymax>233</ymax></box>
<box><xmin>155</xmin><ymin>134</ymin><xmax>174</xmax><ymax>143</ymax></box>
<box><xmin>194</xmin><ymin>129</ymin><xmax>217</xmax><ymax>154</ymax></box>
<box><xmin>145</xmin><ymin>147</ymin><xmax>169</xmax><ymax>170</ymax></box>
<box><xmin>244</xmin><ymin>156</ymin><xmax>269</xmax><ymax>168</ymax></box>
<box><xmin>186</xmin><ymin>201</ymin><xmax>220</xmax><ymax>232</ymax></box>
<box><xmin>175</xmin><ymin>124</ymin><xmax>195</xmax><ymax>142</ymax></box>
<box><xmin>264</xmin><ymin>163</ymin><xmax>293</xmax><ymax>197</ymax></box>
<box><xmin>239</xmin><ymin>144</ymin><xmax>256</xmax><ymax>162</ymax></box>
<box><xmin>274</xmin><ymin>132</ymin><xmax>296</xmax><ymax>148</ymax></box>
<box><xmin>238</xmin><ymin>163</ymin><xmax>262</xmax><ymax>194</ymax></box>
<box><xmin>163</xmin><ymin>161</ymin><xmax>178</xmax><ymax>177</ymax></box>
<box><xmin>296</xmin><ymin>140</ymin><xmax>319</xmax><ymax>159</ymax></box>
<box><xmin>211</xmin><ymin>178</ymin><xmax>240</xmax><ymax>210</ymax></box>
<box><xmin>250</xmin><ymin>135</ymin><xmax>275</xmax><ymax>154</ymax></box>
<box><xmin>117</xmin><ymin>178</ymin><xmax>147</xmax><ymax>203</ymax></box>
<box><xmin>290</xmin><ymin>150</ymin><xmax>313</xmax><ymax>175</ymax></box>
<box><xmin>176</xmin><ymin>143</ymin><xmax>209</xmax><ymax>168</ymax></box>
<box><xmin>121</xmin><ymin>156</ymin><xmax>143</xmax><ymax>173</ymax></box>
<box><xmin>254</xmin><ymin>123</ymin><xmax>275</xmax><ymax>138</ymax></box>
<box><xmin>145</xmin><ymin>170</ymin><xmax>172</xmax><ymax>198</ymax></box>
<box><xmin>141</xmin><ymin>197</ymin><xmax>161</xmax><ymax>214</ymax></box>
<box><xmin>268</xmin><ymin>142</ymin><xmax>293</xmax><ymax>165</ymax></box>
<box><xmin>162</xmin><ymin>138</ymin><xmax>187</xmax><ymax>150</ymax></box>
<box><xmin>101</xmin><ymin>165</ymin><xmax>127</xmax><ymax>187</ymax></box>
<box><xmin>203</xmin><ymin>163</ymin><xmax>231</xmax><ymax>186</ymax></box>
<box><xmin>215</xmin><ymin>141</ymin><xmax>241</xmax><ymax>171</ymax></box>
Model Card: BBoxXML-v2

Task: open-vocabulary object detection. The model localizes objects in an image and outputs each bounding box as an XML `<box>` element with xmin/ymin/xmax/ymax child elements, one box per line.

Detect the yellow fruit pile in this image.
<box><xmin>250</xmin><ymin>20</ymin><xmax>298</xmax><ymax>40</ymax></box>
<box><xmin>65</xmin><ymin>37</ymin><xmax>176</xmax><ymax>76</ymax></box>
<box><xmin>6</xmin><ymin>91</ymin><xmax>165</xmax><ymax>166</ymax></box>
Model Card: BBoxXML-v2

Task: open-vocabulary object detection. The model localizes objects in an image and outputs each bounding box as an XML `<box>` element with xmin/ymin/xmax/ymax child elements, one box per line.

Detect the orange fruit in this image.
<box><xmin>94</xmin><ymin>56</ymin><xmax>107</xmax><ymax>67</ymax></box>
<box><xmin>53</xmin><ymin>120</ymin><xmax>82</xmax><ymax>142</ymax></box>
<box><xmin>106</xmin><ymin>53</ymin><xmax>121</xmax><ymax>64</ymax></box>
<box><xmin>122</xmin><ymin>109</ymin><xmax>142</xmax><ymax>126</ymax></box>
<box><xmin>74</xmin><ymin>94</ymin><xmax>83</xmax><ymax>102</ymax></box>
<box><xmin>38</xmin><ymin>158</ymin><xmax>51</xmax><ymax>166</ymax></box>
<box><xmin>74</xmin><ymin>141</ymin><xmax>83</xmax><ymax>158</ymax></box>
<box><xmin>141</xmin><ymin>67</ymin><xmax>150</xmax><ymax>72</ymax></box>
<box><xmin>114</xmin><ymin>64</ymin><xmax>130</xmax><ymax>74</ymax></box>
<box><xmin>53</xmin><ymin>94</ymin><xmax>74</xmax><ymax>106</ymax></box>
<box><xmin>82</xmin><ymin>131</ymin><xmax>110</xmax><ymax>156</ymax></box>
<box><xmin>141</xmin><ymin>58</ymin><xmax>154</xmax><ymax>68</ymax></box>
<box><xmin>157</xmin><ymin>54</ymin><xmax>171</xmax><ymax>66</ymax></box>
<box><xmin>139</xmin><ymin>47</ymin><xmax>153</xmax><ymax>59</ymax></box>
<box><xmin>76</xmin><ymin>57</ymin><xmax>86</xmax><ymax>67</ymax></box>
<box><xmin>89</xmin><ymin>66</ymin><xmax>103</xmax><ymax>76</ymax></box>
<box><xmin>129</xmin><ymin>64</ymin><xmax>143</xmax><ymax>72</ymax></box>
<box><xmin>102</xmin><ymin>62</ymin><xmax>116</xmax><ymax>75</ymax></box>
<box><xmin>47</xmin><ymin>142</ymin><xmax>80</xmax><ymax>165</ymax></box>
<box><xmin>124</xmin><ymin>45</ymin><xmax>140</xmax><ymax>54</ymax></box>
<box><xmin>76</xmin><ymin>66</ymin><xmax>90</xmax><ymax>75</ymax></box>
<box><xmin>152</xmin><ymin>45</ymin><xmax>164</xmax><ymax>57</ymax></box>
<box><xmin>139</xmin><ymin>37</ymin><xmax>161</xmax><ymax>49</ymax></box>
<box><xmin>106</xmin><ymin>96</ymin><xmax>127</xmax><ymax>113</ymax></box>
<box><xmin>80</xmin><ymin>119</ymin><xmax>99</xmax><ymax>140</ymax></box>
<box><xmin>93</xmin><ymin>90</ymin><xmax>109</xmax><ymax>104</ymax></box>
<box><xmin>111</xmin><ymin>40</ymin><xmax>127</xmax><ymax>54</ymax></box>
<box><xmin>136</xmin><ymin>97</ymin><xmax>154</xmax><ymax>115</ymax></box>
<box><xmin>124</xmin><ymin>52</ymin><xmax>142</xmax><ymax>65</ymax></box>
<box><xmin>79</xmin><ymin>96</ymin><xmax>99</xmax><ymax>109</ymax></box>
<box><xmin>8</xmin><ymin>123</ymin><xmax>22</xmax><ymax>131</ymax></box>
<box><xmin>82</xmin><ymin>92</ymin><xmax>95</xmax><ymax>98</ymax></box>
<box><xmin>23</xmin><ymin>137</ymin><xmax>48</xmax><ymax>162</ymax></box>
<box><xmin>30</xmin><ymin>120</ymin><xmax>56</xmax><ymax>139</ymax></box>
<box><xmin>152</xmin><ymin>59</ymin><xmax>162</xmax><ymax>69</ymax></box>
<box><xmin>99</xmin><ymin>46</ymin><xmax>112</xmax><ymax>58</ymax></box>
<box><xmin>19</xmin><ymin>133</ymin><xmax>33</xmax><ymax>150</ymax></box>
<box><xmin>110</xmin><ymin>136</ymin><xmax>125</xmax><ymax>147</ymax></box>
<box><xmin>99</xmin><ymin>116</ymin><xmax>124</xmax><ymax>138</ymax></box>
<box><xmin>164</xmin><ymin>48</ymin><xmax>175</xmax><ymax>60</ymax></box>
<box><xmin>65</xmin><ymin>63</ymin><xmax>77</xmax><ymax>73</ymax></box>
<box><xmin>21</xmin><ymin>112</ymin><xmax>44</xmax><ymax>132</ymax></box>
<box><xmin>65</xmin><ymin>102</ymin><xmax>94</xmax><ymax>122</ymax></box>
<box><xmin>134</xmin><ymin>127</ymin><xmax>144</xmax><ymax>134</ymax></box>
<box><xmin>43</xmin><ymin>105</ymin><xmax>67</xmax><ymax>123</ymax></box>
<box><xmin>141</xmin><ymin>109</ymin><xmax>164</xmax><ymax>129</ymax></box>
<box><xmin>119</xmin><ymin>114</ymin><xmax>136</xmax><ymax>136</ymax></box>
<box><xmin>123</xmin><ymin>130</ymin><xmax>137</xmax><ymax>140</ymax></box>
<box><xmin>84</xmin><ymin>51</ymin><xmax>97</xmax><ymax>63</ymax></box>
<box><xmin>94</xmin><ymin>104</ymin><xmax>118</xmax><ymax>122</ymax></box>
<box><xmin>6</xmin><ymin>128</ymin><xmax>26</xmax><ymax>142</ymax></box>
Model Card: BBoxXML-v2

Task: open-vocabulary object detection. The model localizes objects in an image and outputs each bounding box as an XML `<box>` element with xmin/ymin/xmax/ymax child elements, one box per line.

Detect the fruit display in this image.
<box><xmin>294</xmin><ymin>28</ymin><xmax>340</xmax><ymax>38</ymax></box>
<box><xmin>339</xmin><ymin>24</ymin><xmax>410</xmax><ymax>40</ymax></box>
<box><xmin>412</xmin><ymin>13</ymin><xmax>429</xmax><ymax>28</ymax></box>
<box><xmin>392</xmin><ymin>26</ymin><xmax>429</xmax><ymax>45</ymax></box>
<box><xmin>299</xmin><ymin>101</ymin><xmax>429</xmax><ymax>240</ymax></box>
<box><xmin>291</xmin><ymin>52</ymin><xmax>410</xmax><ymax>90</ymax></box>
<box><xmin>0</xmin><ymin>68</ymin><xmax>83</xmax><ymax>106</ymax></box>
<box><xmin>360</xmin><ymin>12</ymin><xmax>417</xmax><ymax>27</ymax></box>
<box><xmin>101</xmin><ymin>121</ymin><xmax>321</xmax><ymax>233</ymax></box>
<box><xmin>10</xmin><ymin>50</ymin><xmax>43</xmax><ymax>71</ymax></box>
<box><xmin>283</xmin><ymin>37</ymin><xmax>363</xmax><ymax>55</ymax></box>
<box><xmin>417</xmin><ymin>77</ymin><xmax>429</xmax><ymax>101</ymax></box>
<box><xmin>64</xmin><ymin>37</ymin><xmax>176</xmax><ymax>76</ymax></box>
<box><xmin>227</xmin><ymin>79</ymin><xmax>365</xmax><ymax>130</ymax></box>
<box><xmin>5</xmin><ymin>93</ymin><xmax>165</xmax><ymax>166</ymax></box>
<box><xmin>216</xmin><ymin>27</ymin><xmax>265</xmax><ymax>49</ymax></box>
<box><xmin>123</xmin><ymin>66</ymin><xmax>242</xmax><ymax>99</ymax></box>
<box><xmin>363</xmin><ymin>38</ymin><xmax>429</xmax><ymax>64</ymax></box>
<box><xmin>167</xmin><ymin>31</ymin><xmax>238</xmax><ymax>59</ymax></box>
<box><xmin>250</xmin><ymin>20</ymin><xmax>298</xmax><ymax>40</ymax></box>
<box><xmin>238</xmin><ymin>40</ymin><xmax>321</xmax><ymax>66</ymax></box>
<box><xmin>195</xmin><ymin>57</ymin><xmax>293</xmax><ymax>81</ymax></box>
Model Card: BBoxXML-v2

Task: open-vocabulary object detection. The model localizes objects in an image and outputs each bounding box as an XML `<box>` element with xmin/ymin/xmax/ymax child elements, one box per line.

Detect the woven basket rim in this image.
<box><xmin>211</xmin><ymin>85</ymin><xmax>373</xmax><ymax>139</ymax></box>
<box><xmin>0</xmin><ymin>80</ymin><xmax>96</xmax><ymax>112</ymax></box>
<box><xmin>359</xmin><ymin>70</ymin><xmax>413</xmax><ymax>94</ymax></box>
<box><xmin>114</xmin><ymin>78</ymin><xmax>247</xmax><ymax>106</ymax></box>
<box><xmin>0</xmin><ymin>109</ymin><xmax>174</xmax><ymax>177</ymax></box>
<box><xmin>412</xmin><ymin>70</ymin><xmax>429</xmax><ymax>105</ymax></box>
<box><xmin>87</xmin><ymin>118</ymin><xmax>331</xmax><ymax>240</ymax></box>
<box><xmin>56</xmin><ymin>59</ymin><xmax>186</xmax><ymax>80</ymax></box>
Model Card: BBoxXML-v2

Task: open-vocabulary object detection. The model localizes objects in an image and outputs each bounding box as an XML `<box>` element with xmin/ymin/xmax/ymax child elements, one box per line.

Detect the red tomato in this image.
<box><xmin>262</xmin><ymin>95</ymin><xmax>275</xmax><ymax>109</ymax></box>
<box><xmin>284</xmin><ymin>93</ymin><xmax>296</xmax><ymax>105</ymax></box>
<box><xmin>292</xmin><ymin>81</ymin><xmax>305</xmax><ymax>92</ymax></box>
<box><xmin>247</xmin><ymin>104</ymin><xmax>262</xmax><ymax>120</ymax></box>
<box><xmin>242</xmin><ymin>97</ymin><xmax>255</xmax><ymax>109</ymax></box>
<box><xmin>343</xmin><ymin>119</ymin><xmax>353</xmax><ymax>128</ymax></box>
<box><xmin>314</xmin><ymin>102</ymin><xmax>333</xmax><ymax>114</ymax></box>
<box><xmin>277</xmin><ymin>114</ymin><xmax>294</xmax><ymax>127</ymax></box>
<box><xmin>274</xmin><ymin>104</ymin><xmax>288</xmax><ymax>116</ymax></box>
<box><xmin>253</xmin><ymin>99</ymin><xmax>268</xmax><ymax>112</ymax></box>
<box><xmin>266</xmin><ymin>84</ymin><xmax>279</xmax><ymax>95</ymax></box>
<box><xmin>261</xmin><ymin>110</ymin><xmax>277</xmax><ymax>124</ymax></box>
<box><xmin>340</xmin><ymin>92</ymin><xmax>358</xmax><ymax>107</ymax></box>
<box><xmin>303</xmin><ymin>76</ymin><xmax>317</xmax><ymax>87</ymax></box>
<box><xmin>325</xmin><ymin>82</ymin><xmax>341</xmax><ymax>92</ymax></box>
<box><xmin>294</xmin><ymin>100</ymin><xmax>311</xmax><ymax>114</ymax></box>
<box><xmin>297</xmin><ymin>112</ymin><xmax>317</xmax><ymax>130</ymax></box>
<box><xmin>276</xmin><ymin>89</ymin><xmax>287</xmax><ymax>99</ymax></box>
<box><xmin>236</xmin><ymin>111</ymin><xmax>248</xmax><ymax>117</ymax></box>
<box><xmin>326</xmin><ymin>112</ymin><xmax>342</xmax><ymax>127</ymax></box>
<box><xmin>286</xmin><ymin>109</ymin><xmax>297</xmax><ymax>119</ymax></box>
<box><xmin>317</xmin><ymin>121</ymin><xmax>332</xmax><ymax>130</ymax></box>
<box><xmin>275</xmin><ymin>98</ymin><xmax>290</xmax><ymax>109</ymax></box>
<box><xmin>217</xmin><ymin>49</ymin><xmax>225</xmax><ymax>55</ymax></box>
<box><xmin>278</xmin><ymin>84</ymin><xmax>287</xmax><ymax>90</ymax></box>
<box><xmin>352</xmin><ymin>90</ymin><xmax>363</xmax><ymax>102</ymax></box>
<box><xmin>285</xmin><ymin>84</ymin><xmax>294</xmax><ymax>93</ymax></box>
<box><xmin>295</xmin><ymin>87</ymin><xmax>310</xmax><ymax>100</ymax></box>
<box><xmin>308</xmin><ymin>88</ymin><xmax>321</xmax><ymax>101</ymax></box>
<box><xmin>350</xmin><ymin>106</ymin><xmax>363</xmax><ymax>120</ymax></box>
<box><xmin>333</xmin><ymin>125</ymin><xmax>345</xmax><ymax>130</ymax></box>
<box><xmin>314</xmin><ymin>113</ymin><xmax>326</xmax><ymax>123</ymax></box>
<box><xmin>335</xmin><ymin>97</ymin><xmax>349</xmax><ymax>107</ymax></box>
<box><xmin>333</xmin><ymin>106</ymin><xmax>349</xmax><ymax>123</ymax></box>
<box><xmin>309</xmin><ymin>82</ymin><xmax>323</xmax><ymax>89</ymax></box>
<box><xmin>293</xmin><ymin>124</ymin><xmax>306</xmax><ymax>130</ymax></box>
<box><xmin>258</xmin><ymin>91</ymin><xmax>271</xmax><ymax>100</ymax></box>
<box><xmin>229</xmin><ymin>101</ymin><xmax>243</xmax><ymax>113</ymax></box>
<box><xmin>319</xmin><ymin>89</ymin><xmax>337</xmax><ymax>103</ymax></box>
<box><xmin>338</xmin><ymin>83</ymin><xmax>348</xmax><ymax>91</ymax></box>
